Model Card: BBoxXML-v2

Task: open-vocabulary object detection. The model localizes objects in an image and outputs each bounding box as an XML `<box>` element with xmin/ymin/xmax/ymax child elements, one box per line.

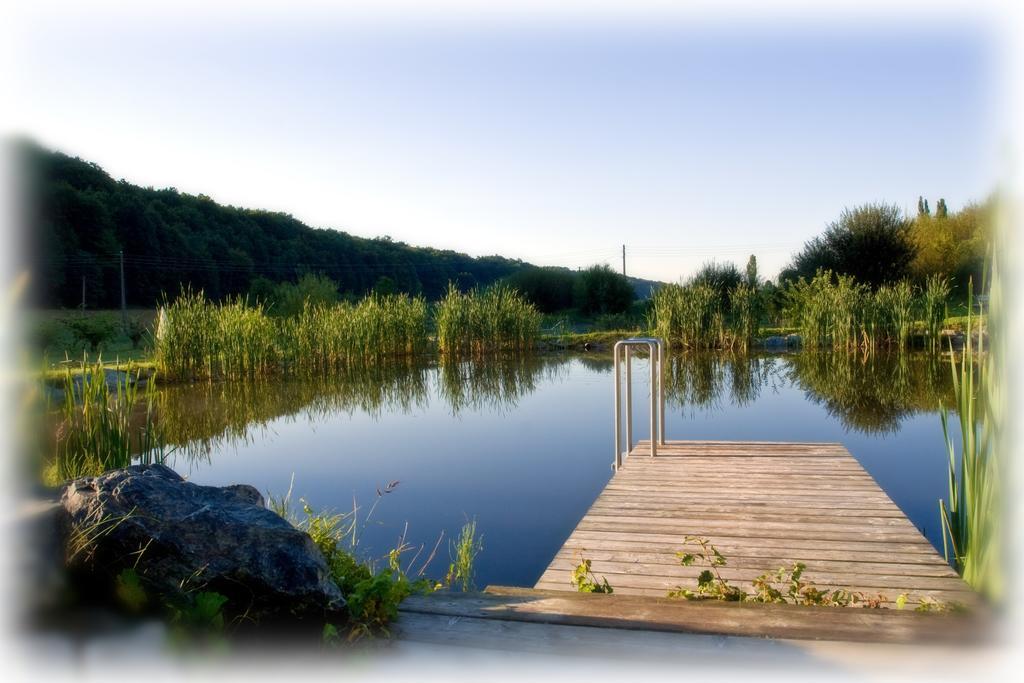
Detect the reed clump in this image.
<box><xmin>155</xmin><ymin>289</ymin><xmax>429</xmax><ymax>380</ymax></box>
<box><xmin>650</xmin><ymin>282</ymin><xmax>759</xmax><ymax>351</ymax></box>
<box><xmin>435</xmin><ymin>284</ymin><xmax>541</xmax><ymax>356</ymax></box>
<box><xmin>282</xmin><ymin>294</ymin><xmax>428</xmax><ymax>374</ymax></box>
<box><xmin>783</xmin><ymin>270</ymin><xmax>948</xmax><ymax>352</ymax></box>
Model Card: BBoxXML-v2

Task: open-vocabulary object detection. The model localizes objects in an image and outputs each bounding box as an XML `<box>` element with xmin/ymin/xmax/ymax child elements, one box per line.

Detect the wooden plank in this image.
<box><xmin>573</xmin><ymin>520</ymin><xmax>930</xmax><ymax>544</ymax></box>
<box><xmin>557</xmin><ymin>537</ymin><xmax>954</xmax><ymax>566</ymax></box>
<box><xmin>564</xmin><ymin>530</ymin><xmax>944</xmax><ymax>557</ymax></box>
<box><xmin>539</xmin><ymin>559</ymin><xmax>973</xmax><ymax>593</ymax></box>
<box><xmin>397</xmin><ymin>588</ymin><xmax>983</xmax><ymax>645</ymax></box>
<box><xmin>550</xmin><ymin>549</ymin><xmax>961</xmax><ymax>578</ymax></box>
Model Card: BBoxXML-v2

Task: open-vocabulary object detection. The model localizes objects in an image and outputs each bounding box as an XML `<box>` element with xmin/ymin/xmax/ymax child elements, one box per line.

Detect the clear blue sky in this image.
<box><xmin>11</xmin><ymin>4</ymin><xmax>1001</xmax><ymax>281</ymax></box>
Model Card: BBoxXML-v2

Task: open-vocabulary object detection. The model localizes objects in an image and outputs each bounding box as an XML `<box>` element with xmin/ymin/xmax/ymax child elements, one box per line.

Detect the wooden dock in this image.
<box><xmin>397</xmin><ymin>440</ymin><xmax>980</xmax><ymax>650</ymax></box>
<box><xmin>536</xmin><ymin>440</ymin><xmax>972</xmax><ymax>605</ymax></box>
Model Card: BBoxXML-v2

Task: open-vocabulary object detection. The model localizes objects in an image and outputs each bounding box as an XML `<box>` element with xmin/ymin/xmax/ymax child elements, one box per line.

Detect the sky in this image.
<box><xmin>6</xmin><ymin>2</ymin><xmax>1005</xmax><ymax>282</ymax></box>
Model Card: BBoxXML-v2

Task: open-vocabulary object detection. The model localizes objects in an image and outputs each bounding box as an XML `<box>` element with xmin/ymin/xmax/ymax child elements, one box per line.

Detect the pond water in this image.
<box><xmin>152</xmin><ymin>351</ymin><xmax>955</xmax><ymax>589</ymax></box>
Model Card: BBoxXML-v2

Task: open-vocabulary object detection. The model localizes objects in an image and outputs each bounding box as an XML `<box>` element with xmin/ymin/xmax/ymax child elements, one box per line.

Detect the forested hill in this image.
<box><xmin>26</xmin><ymin>144</ymin><xmax>535</xmax><ymax>308</ymax></box>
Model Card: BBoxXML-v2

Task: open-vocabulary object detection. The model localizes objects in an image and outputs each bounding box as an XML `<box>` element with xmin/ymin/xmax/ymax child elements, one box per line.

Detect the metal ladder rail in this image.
<box><xmin>613</xmin><ymin>337</ymin><xmax>667</xmax><ymax>470</ymax></box>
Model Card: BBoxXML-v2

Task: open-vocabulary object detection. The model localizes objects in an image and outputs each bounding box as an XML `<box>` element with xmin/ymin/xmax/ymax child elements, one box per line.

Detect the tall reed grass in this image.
<box><xmin>52</xmin><ymin>361</ymin><xmax>164</xmax><ymax>481</ymax></box>
<box><xmin>435</xmin><ymin>284</ymin><xmax>541</xmax><ymax>355</ymax></box>
<box><xmin>939</xmin><ymin>272</ymin><xmax>1001</xmax><ymax>601</ymax></box>
<box><xmin>282</xmin><ymin>295</ymin><xmax>428</xmax><ymax>374</ymax></box>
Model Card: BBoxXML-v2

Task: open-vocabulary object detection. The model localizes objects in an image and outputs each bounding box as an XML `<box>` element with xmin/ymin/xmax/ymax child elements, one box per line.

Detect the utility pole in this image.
<box><xmin>622</xmin><ymin>244</ymin><xmax>626</xmax><ymax>277</ymax></box>
<box><xmin>119</xmin><ymin>250</ymin><xmax>127</xmax><ymax>331</ymax></box>
<box><xmin>81</xmin><ymin>275</ymin><xmax>86</xmax><ymax>317</ymax></box>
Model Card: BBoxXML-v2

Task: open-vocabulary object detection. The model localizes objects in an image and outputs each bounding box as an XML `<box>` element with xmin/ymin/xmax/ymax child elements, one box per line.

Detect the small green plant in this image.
<box><xmin>668</xmin><ymin>536</ymin><xmax>745</xmax><ymax>601</ymax></box>
<box><xmin>114</xmin><ymin>568</ymin><xmax>148</xmax><ymax>613</ymax></box>
<box><xmin>445</xmin><ymin>519</ymin><xmax>483</xmax><ymax>592</ymax></box>
<box><xmin>321</xmin><ymin>622</ymin><xmax>341</xmax><ymax>647</ymax></box>
<box><xmin>570</xmin><ymin>555</ymin><xmax>613</xmax><ymax>594</ymax></box>
<box><xmin>668</xmin><ymin>537</ymin><xmax>894</xmax><ymax>608</ymax></box>
<box><xmin>171</xmin><ymin>591</ymin><xmax>229</xmax><ymax>632</ymax></box>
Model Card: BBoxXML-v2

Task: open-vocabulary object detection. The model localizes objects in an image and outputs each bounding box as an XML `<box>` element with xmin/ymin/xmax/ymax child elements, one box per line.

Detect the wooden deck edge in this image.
<box><xmin>397</xmin><ymin>586</ymin><xmax>986</xmax><ymax>646</ymax></box>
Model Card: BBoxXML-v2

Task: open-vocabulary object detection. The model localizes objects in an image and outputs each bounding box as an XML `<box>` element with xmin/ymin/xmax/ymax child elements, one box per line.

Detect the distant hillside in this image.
<box><xmin>627</xmin><ymin>276</ymin><xmax>660</xmax><ymax>300</ymax></box>
<box><xmin>22</xmin><ymin>142</ymin><xmax>664</xmax><ymax>309</ymax></box>
<box><xmin>23</xmin><ymin>143</ymin><xmax>535</xmax><ymax>308</ymax></box>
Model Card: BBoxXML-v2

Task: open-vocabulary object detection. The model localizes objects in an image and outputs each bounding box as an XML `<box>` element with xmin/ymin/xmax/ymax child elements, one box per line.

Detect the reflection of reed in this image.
<box><xmin>438</xmin><ymin>353</ymin><xmax>569</xmax><ymax>415</ymax></box>
<box><xmin>665</xmin><ymin>353</ymin><xmax>781</xmax><ymax>412</ymax></box>
<box><xmin>784</xmin><ymin>352</ymin><xmax>954</xmax><ymax>434</ymax></box>
<box><xmin>156</xmin><ymin>359</ymin><xmax>430</xmax><ymax>461</ymax></box>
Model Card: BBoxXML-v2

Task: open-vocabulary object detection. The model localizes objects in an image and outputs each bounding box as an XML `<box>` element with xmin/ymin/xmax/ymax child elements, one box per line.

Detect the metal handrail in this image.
<box><xmin>613</xmin><ymin>337</ymin><xmax>667</xmax><ymax>470</ymax></box>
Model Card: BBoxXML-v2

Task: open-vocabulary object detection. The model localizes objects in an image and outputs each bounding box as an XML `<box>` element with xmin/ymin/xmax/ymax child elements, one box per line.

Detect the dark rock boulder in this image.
<box><xmin>58</xmin><ymin>464</ymin><xmax>343</xmax><ymax>622</ymax></box>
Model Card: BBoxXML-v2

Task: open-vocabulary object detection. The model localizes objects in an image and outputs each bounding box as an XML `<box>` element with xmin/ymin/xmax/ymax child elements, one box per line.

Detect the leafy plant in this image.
<box><xmin>570</xmin><ymin>553</ymin><xmax>613</xmax><ymax>594</ymax></box>
<box><xmin>172</xmin><ymin>591</ymin><xmax>229</xmax><ymax>631</ymax></box>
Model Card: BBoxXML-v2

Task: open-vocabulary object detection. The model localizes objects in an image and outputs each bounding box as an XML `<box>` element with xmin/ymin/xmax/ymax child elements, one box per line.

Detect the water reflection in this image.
<box><xmin>152</xmin><ymin>351</ymin><xmax>954</xmax><ymax>465</ymax></box>
<box><xmin>665</xmin><ymin>353</ymin><xmax>785</xmax><ymax>411</ymax></box>
<box><xmin>157</xmin><ymin>354</ymin><xmax>570</xmax><ymax>461</ymax></box>
<box><xmin>785</xmin><ymin>352</ymin><xmax>953</xmax><ymax>434</ymax></box>
<box><xmin>438</xmin><ymin>354</ymin><xmax>569</xmax><ymax>415</ymax></box>
<box><xmin>662</xmin><ymin>351</ymin><xmax>952</xmax><ymax>434</ymax></box>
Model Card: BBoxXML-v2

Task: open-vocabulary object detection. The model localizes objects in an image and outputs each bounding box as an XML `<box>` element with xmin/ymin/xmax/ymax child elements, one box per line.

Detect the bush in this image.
<box><xmin>501</xmin><ymin>267</ymin><xmax>576</xmax><ymax>313</ymax></box>
<box><xmin>783</xmin><ymin>203</ymin><xmax>915</xmax><ymax>288</ymax></box>
<box><xmin>250</xmin><ymin>273</ymin><xmax>340</xmax><ymax>317</ymax></box>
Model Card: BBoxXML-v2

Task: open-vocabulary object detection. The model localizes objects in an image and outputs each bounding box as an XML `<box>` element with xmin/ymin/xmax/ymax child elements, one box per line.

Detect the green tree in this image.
<box><xmin>690</xmin><ymin>261</ymin><xmax>743</xmax><ymax>309</ymax></box>
<box><xmin>23</xmin><ymin>140</ymin><xmax>531</xmax><ymax>307</ymax></box>
<box><xmin>271</xmin><ymin>273</ymin><xmax>339</xmax><ymax>316</ymax></box>
<box><xmin>574</xmin><ymin>264</ymin><xmax>635</xmax><ymax>315</ymax></box>
<box><xmin>744</xmin><ymin>255</ymin><xmax>759</xmax><ymax>289</ymax></box>
<box><xmin>909</xmin><ymin>197</ymin><xmax>993</xmax><ymax>288</ymax></box>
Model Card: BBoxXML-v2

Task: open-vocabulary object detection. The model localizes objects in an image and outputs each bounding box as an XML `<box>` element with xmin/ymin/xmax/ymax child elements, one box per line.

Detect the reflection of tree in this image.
<box><xmin>154</xmin><ymin>354</ymin><xmax>571</xmax><ymax>462</ymax></box>
<box><xmin>784</xmin><ymin>352</ymin><xmax>953</xmax><ymax>434</ymax></box>
<box><xmin>438</xmin><ymin>353</ymin><xmax>569</xmax><ymax>415</ymax></box>
<box><xmin>664</xmin><ymin>351</ymin><xmax>952</xmax><ymax>434</ymax></box>
<box><xmin>574</xmin><ymin>355</ymin><xmax>614</xmax><ymax>374</ymax></box>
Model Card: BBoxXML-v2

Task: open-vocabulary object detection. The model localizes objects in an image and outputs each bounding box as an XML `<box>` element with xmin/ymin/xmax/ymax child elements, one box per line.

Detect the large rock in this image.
<box><xmin>58</xmin><ymin>464</ymin><xmax>344</xmax><ymax>621</ymax></box>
